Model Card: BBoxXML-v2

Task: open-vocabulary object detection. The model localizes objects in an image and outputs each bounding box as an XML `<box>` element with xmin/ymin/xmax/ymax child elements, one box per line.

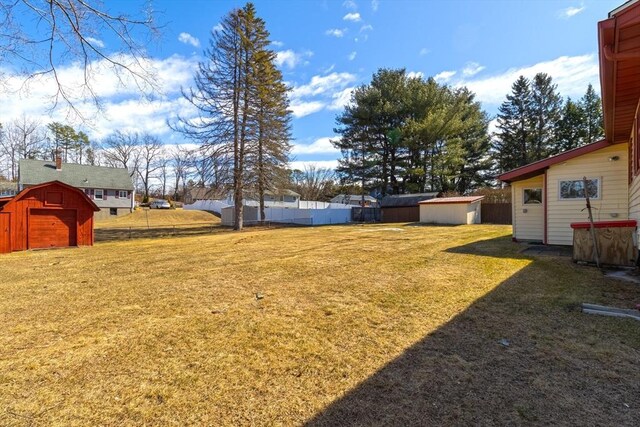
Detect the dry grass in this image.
<box><xmin>0</xmin><ymin>224</ymin><xmax>638</xmax><ymax>426</ymax></box>
<box><xmin>94</xmin><ymin>208</ymin><xmax>220</xmax><ymax>229</ymax></box>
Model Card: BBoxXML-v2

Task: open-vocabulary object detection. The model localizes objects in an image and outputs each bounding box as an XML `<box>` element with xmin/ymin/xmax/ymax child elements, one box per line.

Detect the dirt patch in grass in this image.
<box><xmin>0</xmin><ymin>224</ymin><xmax>638</xmax><ymax>426</ymax></box>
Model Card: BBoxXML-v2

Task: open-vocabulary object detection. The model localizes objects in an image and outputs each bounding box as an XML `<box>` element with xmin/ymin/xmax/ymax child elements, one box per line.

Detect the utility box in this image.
<box><xmin>570</xmin><ymin>220</ymin><xmax>638</xmax><ymax>266</ymax></box>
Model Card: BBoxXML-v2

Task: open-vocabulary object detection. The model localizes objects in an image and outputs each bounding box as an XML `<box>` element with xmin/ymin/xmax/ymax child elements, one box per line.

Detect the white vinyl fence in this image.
<box><xmin>184</xmin><ymin>200</ymin><xmax>230</xmax><ymax>215</ymax></box>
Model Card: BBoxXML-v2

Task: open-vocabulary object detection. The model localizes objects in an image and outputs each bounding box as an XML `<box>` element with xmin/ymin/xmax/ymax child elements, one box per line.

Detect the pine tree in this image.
<box><xmin>250</xmin><ymin>24</ymin><xmax>292</xmax><ymax>221</ymax></box>
<box><xmin>556</xmin><ymin>98</ymin><xmax>586</xmax><ymax>152</ymax></box>
<box><xmin>580</xmin><ymin>83</ymin><xmax>604</xmax><ymax>144</ymax></box>
<box><xmin>174</xmin><ymin>3</ymin><xmax>290</xmax><ymax>230</ymax></box>
<box><xmin>493</xmin><ymin>76</ymin><xmax>533</xmax><ymax>173</ymax></box>
<box><xmin>530</xmin><ymin>73</ymin><xmax>562</xmax><ymax>159</ymax></box>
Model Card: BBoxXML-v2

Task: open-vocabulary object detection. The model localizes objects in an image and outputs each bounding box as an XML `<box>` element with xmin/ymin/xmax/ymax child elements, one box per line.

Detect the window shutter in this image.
<box><xmin>115</xmin><ymin>191</ymin><xmax>119</xmax><ymax>199</ymax></box>
<box><xmin>90</xmin><ymin>189</ymin><xmax>94</xmax><ymax>199</ymax></box>
<box><xmin>103</xmin><ymin>190</ymin><xmax>108</xmax><ymax>201</ymax></box>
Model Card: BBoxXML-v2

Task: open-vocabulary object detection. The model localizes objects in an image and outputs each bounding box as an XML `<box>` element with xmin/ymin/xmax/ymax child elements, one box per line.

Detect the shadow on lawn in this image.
<box><xmin>95</xmin><ymin>225</ymin><xmax>227</xmax><ymax>242</ymax></box>
<box><xmin>306</xmin><ymin>237</ymin><xmax>640</xmax><ymax>426</ymax></box>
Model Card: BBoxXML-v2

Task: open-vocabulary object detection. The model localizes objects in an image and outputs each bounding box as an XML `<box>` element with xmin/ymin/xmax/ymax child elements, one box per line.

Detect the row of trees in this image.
<box><xmin>332</xmin><ymin>69</ymin><xmax>604</xmax><ymax>196</ymax></box>
<box><xmin>333</xmin><ymin>69</ymin><xmax>491</xmax><ymax>196</ymax></box>
<box><xmin>493</xmin><ymin>76</ymin><xmax>603</xmax><ymax>173</ymax></box>
<box><xmin>0</xmin><ymin>117</ymin><xmax>98</xmax><ymax>181</ymax></box>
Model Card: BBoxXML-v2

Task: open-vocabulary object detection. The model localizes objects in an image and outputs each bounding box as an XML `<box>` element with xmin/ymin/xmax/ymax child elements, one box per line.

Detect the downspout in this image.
<box><xmin>543</xmin><ymin>171</ymin><xmax>548</xmax><ymax>245</ymax></box>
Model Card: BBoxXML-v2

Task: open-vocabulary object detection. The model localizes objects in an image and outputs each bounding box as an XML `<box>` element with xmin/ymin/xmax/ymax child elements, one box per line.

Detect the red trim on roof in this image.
<box><xmin>497</xmin><ymin>140</ymin><xmax>616</xmax><ymax>183</ymax></box>
<box><xmin>3</xmin><ymin>181</ymin><xmax>100</xmax><ymax>212</ymax></box>
<box><xmin>419</xmin><ymin>196</ymin><xmax>484</xmax><ymax>205</ymax></box>
<box><xmin>570</xmin><ymin>220</ymin><xmax>637</xmax><ymax>229</ymax></box>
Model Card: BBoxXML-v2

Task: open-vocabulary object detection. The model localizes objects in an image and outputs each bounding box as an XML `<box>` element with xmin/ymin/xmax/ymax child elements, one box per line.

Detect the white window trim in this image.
<box><xmin>558</xmin><ymin>177</ymin><xmax>601</xmax><ymax>200</ymax></box>
<box><xmin>94</xmin><ymin>189</ymin><xmax>104</xmax><ymax>200</ymax></box>
<box><xmin>118</xmin><ymin>190</ymin><xmax>128</xmax><ymax>198</ymax></box>
<box><xmin>523</xmin><ymin>188</ymin><xmax>543</xmax><ymax>205</ymax></box>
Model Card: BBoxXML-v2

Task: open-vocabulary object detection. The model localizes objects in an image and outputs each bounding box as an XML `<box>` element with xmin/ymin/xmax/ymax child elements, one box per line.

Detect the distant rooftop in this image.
<box><xmin>19</xmin><ymin>159</ymin><xmax>134</xmax><ymax>190</ymax></box>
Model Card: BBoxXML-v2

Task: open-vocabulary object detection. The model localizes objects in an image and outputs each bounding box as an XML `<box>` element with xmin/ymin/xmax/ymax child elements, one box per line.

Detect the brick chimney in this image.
<box><xmin>55</xmin><ymin>150</ymin><xmax>62</xmax><ymax>171</ymax></box>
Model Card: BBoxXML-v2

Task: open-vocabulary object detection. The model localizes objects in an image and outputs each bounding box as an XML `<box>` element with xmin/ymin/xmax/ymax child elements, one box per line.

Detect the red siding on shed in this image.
<box><xmin>0</xmin><ymin>181</ymin><xmax>98</xmax><ymax>253</ymax></box>
<box><xmin>0</xmin><ymin>213</ymin><xmax>10</xmax><ymax>253</ymax></box>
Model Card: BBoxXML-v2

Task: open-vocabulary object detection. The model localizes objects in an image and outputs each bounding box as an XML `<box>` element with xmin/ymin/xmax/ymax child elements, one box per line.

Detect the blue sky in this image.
<box><xmin>0</xmin><ymin>0</ymin><xmax>623</xmax><ymax>170</ymax></box>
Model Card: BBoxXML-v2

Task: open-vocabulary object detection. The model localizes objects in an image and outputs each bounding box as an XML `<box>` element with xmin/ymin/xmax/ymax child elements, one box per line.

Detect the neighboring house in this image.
<box><xmin>0</xmin><ymin>181</ymin><xmax>99</xmax><ymax>254</ymax></box>
<box><xmin>19</xmin><ymin>157</ymin><xmax>134</xmax><ymax>220</ymax></box>
<box><xmin>499</xmin><ymin>1</ymin><xmax>640</xmax><ymax>246</ymax></box>
<box><xmin>330</xmin><ymin>194</ymin><xmax>379</xmax><ymax>207</ymax></box>
<box><xmin>183</xmin><ymin>187</ymin><xmax>220</xmax><ymax>205</ymax></box>
<box><xmin>225</xmin><ymin>189</ymin><xmax>301</xmax><ymax>208</ymax></box>
<box><xmin>380</xmin><ymin>193</ymin><xmax>439</xmax><ymax>223</ymax></box>
<box><xmin>0</xmin><ymin>180</ymin><xmax>18</xmax><ymax>197</ymax></box>
<box><xmin>419</xmin><ymin>196</ymin><xmax>484</xmax><ymax>225</ymax></box>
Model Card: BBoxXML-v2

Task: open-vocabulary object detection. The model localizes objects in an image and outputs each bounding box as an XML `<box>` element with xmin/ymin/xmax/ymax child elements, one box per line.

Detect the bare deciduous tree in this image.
<box><xmin>0</xmin><ymin>115</ymin><xmax>46</xmax><ymax>181</ymax></box>
<box><xmin>101</xmin><ymin>130</ymin><xmax>140</xmax><ymax>178</ymax></box>
<box><xmin>0</xmin><ymin>0</ymin><xmax>160</xmax><ymax>115</ymax></box>
<box><xmin>290</xmin><ymin>165</ymin><xmax>336</xmax><ymax>202</ymax></box>
<box><xmin>136</xmin><ymin>133</ymin><xmax>164</xmax><ymax>201</ymax></box>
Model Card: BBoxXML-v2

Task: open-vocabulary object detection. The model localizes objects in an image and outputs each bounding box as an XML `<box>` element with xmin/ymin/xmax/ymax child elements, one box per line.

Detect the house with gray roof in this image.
<box><xmin>19</xmin><ymin>157</ymin><xmax>134</xmax><ymax>220</ymax></box>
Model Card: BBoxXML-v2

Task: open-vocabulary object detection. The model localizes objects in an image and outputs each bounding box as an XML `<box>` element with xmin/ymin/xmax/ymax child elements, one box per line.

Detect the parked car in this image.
<box><xmin>149</xmin><ymin>199</ymin><xmax>171</xmax><ymax>209</ymax></box>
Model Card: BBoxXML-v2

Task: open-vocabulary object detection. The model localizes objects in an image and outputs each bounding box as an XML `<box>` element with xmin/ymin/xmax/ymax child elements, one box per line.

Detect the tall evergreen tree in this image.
<box><xmin>530</xmin><ymin>73</ymin><xmax>562</xmax><ymax>158</ymax></box>
<box><xmin>580</xmin><ymin>83</ymin><xmax>604</xmax><ymax>144</ymax></box>
<box><xmin>493</xmin><ymin>76</ymin><xmax>533</xmax><ymax>173</ymax></box>
<box><xmin>175</xmin><ymin>3</ymin><xmax>289</xmax><ymax>230</ymax></box>
<box><xmin>556</xmin><ymin>98</ymin><xmax>586</xmax><ymax>152</ymax></box>
<box><xmin>251</xmin><ymin>34</ymin><xmax>292</xmax><ymax>221</ymax></box>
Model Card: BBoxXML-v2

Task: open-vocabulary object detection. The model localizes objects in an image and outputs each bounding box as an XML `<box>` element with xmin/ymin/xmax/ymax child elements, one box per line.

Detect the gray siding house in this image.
<box><xmin>19</xmin><ymin>158</ymin><xmax>134</xmax><ymax>220</ymax></box>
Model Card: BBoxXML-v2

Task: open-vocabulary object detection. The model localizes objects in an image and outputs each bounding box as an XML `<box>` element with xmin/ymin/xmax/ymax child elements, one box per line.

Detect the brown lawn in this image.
<box><xmin>0</xmin><ymin>222</ymin><xmax>638</xmax><ymax>426</ymax></box>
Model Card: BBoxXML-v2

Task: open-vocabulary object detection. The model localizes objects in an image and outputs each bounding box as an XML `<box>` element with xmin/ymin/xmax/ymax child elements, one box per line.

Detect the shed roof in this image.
<box><xmin>0</xmin><ymin>180</ymin><xmax>100</xmax><ymax>212</ymax></box>
<box><xmin>380</xmin><ymin>193</ymin><xmax>439</xmax><ymax>207</ymax></box>
<box><xmin>497</xmin><ymin>139</ymin><xmax>616</xmax><ymax>183</ymax></box>
<box><xmin>19</xmin><ymin>159</ymin><xmax>134</xmax><ymax>190</ymax></box>
<box><xmin>419</xmin><ymin>196</ymin><xmax>484</xmax><ymax>205</ymax></box>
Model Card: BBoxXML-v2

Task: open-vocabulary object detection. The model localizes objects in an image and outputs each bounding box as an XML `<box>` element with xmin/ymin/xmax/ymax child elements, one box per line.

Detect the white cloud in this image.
<box><xmin>275</xmin><ymin>50</ymin><xmax>313</xmax><ymax>69</ymax></box>
<box><xmin>212</xmin><ymin>23</ymin><xmax>223</xmax><ymax>32</ymax></box>
<box><xmin>329</xmin><ymin>87</ymin><xmax>355</xmax><ymax>110</ymax></box>
<box><xmin>348</xmin><ymin>51</ymin><xmax>357</xmax><ymax>61</ymax></box>
<box><xmin>289</xmin><ymin>160</ymin><xmax>340</xmax><ymax>171</ymax></box>
<box><xmin>292</xmin><ymin>137</ymin><xmax>340</xmax><ymax>155</ymax></box>
<box><xmin>360</xmin><ymin>24</ymin><xmax>373</xmax><ymax>32</ymax></box>
<box><xmin>289</xmin><ymin>101</ymin><xmax>326</xmax><ymax>118</ymax></box>
<box><xmin>85</xmin><ymin>37</ymin><xmax>105</xmax><ymax>48</ymax></box>
<box><xmin>0</xmin><ymin>54</ymin><xmax>199</xmax><ymax>139</ymax></box>
<box><xmin>419</xmin><ymin>47</ymin><xmax>430</xmax><ymax>56</ymax></box>
<box><xmin>178</xmin><ymin>32</ymin><xmax>200</xmax><ymax>47</ymax></box>
<box><xmin>289</xmin><ymin>72</ymin><xmax>358</xmax><ymax>117</ymax></box>
<box><xmin>343</xmin><ymin>12</ymin><xmax>362</xmax><ymax>22</ymax></box>
<box><xmin>559</xmin><ymin>4</ymin><xmax>585</xmax><ymax>19</ymax></box>
<box><xmin>458</xmin><ymin>54</ymin><xmax>599</xmax><ymax>106</ymax></box>
<box><xmin>407</xmin><ymin>71</ymin><xmax>424</xmax><ymax>79</ymax></box>
<box><xmin>462</xmin><ymin>62</ymin><xmax>485</xmax><ymax>77</ymax></box>
<box><xmin>326</xmin><ymin>28</ymin><xmax>347</xmax><ymax>38</ymax></box>
<box><xmin>271</xmin><ymin>40</ymin><xmax>284</xmax><ymax>47</ymax></box>
<box><xmin>371</xmin><ymin>0</ymin><xmax>379</xmax><ymax>12</ymax></box>
<box><xmin>434</xmin><ymin>70</ymin><xmax>457</xmax><ymax>82</ymax></box>
<box><xmin>343</xmin><ymin>0</ymin><xmax>358</xmax><ymax>10</ymax></box>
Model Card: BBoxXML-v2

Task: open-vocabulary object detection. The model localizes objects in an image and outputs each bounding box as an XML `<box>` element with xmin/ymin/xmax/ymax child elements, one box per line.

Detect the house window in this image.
<box><xmin>94</xmin><ymin>189</ymin><xmax>104</xmax><ymax>200</ymax></box>
<box><xmin>523</xmin><ymin>188</ymin><xmax>542</xmax><ymax>204</ymax></box>
<box><xmin>283</xmin><ymin>195</ymin><xmax>297</xmax><ymax>203</ymax></box>
<box><xmin>110</xmin><ymin>208</ymin><xmax>118</xmax><ymax>216</ymax></box>
<box><xmin>559</xmin><ymin>178</ymin><xmax>599</xmax><ymax>200</ymax></box>
<box><xmin>118</xmin><ymin>190</ymin><xmax>128</xmax><ymax>198</ymax></box>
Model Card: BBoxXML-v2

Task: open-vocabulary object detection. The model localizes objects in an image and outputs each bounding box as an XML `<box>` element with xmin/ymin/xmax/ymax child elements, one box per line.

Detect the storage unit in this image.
<box><xmin>419</xmin><ymin>196</ymin><xmax>484</xmax><ymax>225</ymax></box>
<box><xmin>380</xmin><ymin>193</ymin><xmax>439</xmax><ymax>223</ymax></box>
<box><xmin>0</xmin><ymin>181</ymin><xmax>99</xmax><ymax>253</ymax></box>
<box><xmin>570</xmin><ymin>220</ymin><xmax>638</xmax><ymax>266</ymax></box>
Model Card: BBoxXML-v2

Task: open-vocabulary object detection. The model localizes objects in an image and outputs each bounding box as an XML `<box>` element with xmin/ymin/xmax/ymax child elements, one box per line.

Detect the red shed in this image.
<box><xmin>0</xmin><ymin>181</ymin><xmax>99</xmax><ymax>253</ymax></box>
